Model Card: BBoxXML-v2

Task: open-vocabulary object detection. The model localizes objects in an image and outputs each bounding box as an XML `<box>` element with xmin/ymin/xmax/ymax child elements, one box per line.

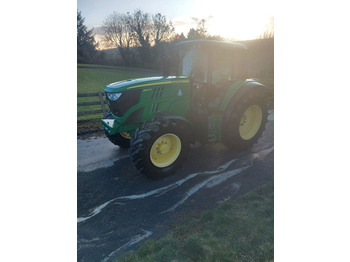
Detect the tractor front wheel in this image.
<box><xmin>104</xmin><ymin>111</ymin><xmax>131</xmax><ymax>149</ymax></box>
<box><xmin>130</xmin><ymin>119</ymin><xmax>191</xmax><ymax>179</ymax></box>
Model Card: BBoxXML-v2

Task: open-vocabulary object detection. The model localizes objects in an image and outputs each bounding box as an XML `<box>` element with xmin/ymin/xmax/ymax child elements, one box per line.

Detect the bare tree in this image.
<box><xmin>151</xmin><ymin>13</ymin><xmax>175</xmax><ymax>45</ymax></box>
<box><xmin>103</xmin><ymin>12</ymin><xmax>133</xmax><ymax>65</ymax></box>
<box><xmin>127</xmin><ymin>9</ymin><xmax>154</xmax><ymax>63</ymax></box>
<box><xmin>103</xmin><ymin>9</ymin><xmax>177</xmax><ymax>66</ymax></box>
<box><xmin>187</xmin><ymin>18</ymin><xmax>209</xmax><ymax>39</ymax></box>
<box><xmin>197</xmin><ymin>19</ymin><xmax>208</xmax><ymax>37</ymax></box>
<box><xmin>260</xmin><ymin>17</ymin><xmax>274</xmax><ymax>39</ymax></box>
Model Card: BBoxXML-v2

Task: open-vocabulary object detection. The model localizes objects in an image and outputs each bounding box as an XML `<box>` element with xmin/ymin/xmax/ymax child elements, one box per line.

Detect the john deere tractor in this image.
<box><xmin>102</xmin><ymin>40</ymin><xmax>269</xmax><ymax>179</ymax></box>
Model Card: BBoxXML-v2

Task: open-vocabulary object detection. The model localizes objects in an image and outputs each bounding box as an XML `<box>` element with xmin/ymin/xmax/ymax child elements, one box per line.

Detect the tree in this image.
<box><xmin>103</xmin><ymin>12</ymin><xmax>133</xmax><ymax>65</ymax></box>
<box><xmin>149</xmin><ymin>13</ymin><xmax>176</xmax><ymax>71</ymax></box>
<box><xmin>128</xmin><ymin>9</ymin><xmax>152</xmax><ymax>63</ymax></box>
<box><xmin>187</xmin><ymin>28</ymin><xmax>202</xmax><ymax>40</ymax></box>
<box><xmin>174</xmin><ymin>33</ymin><xmax>186</xmax><ymax>42</ymax></box>
<box><xmin>260</xmin><ymin>17</ymin><xmax>274</xmax><ymax>39</ymax></box>
<box><xmin>196</xmin><ymin>19</ymin><xmax>208</xmax><ymax>37</ymax></box>
<box><xmin>187</xmin><ymin>18</ymin><xmax>208</xmax><ymax>40</ymax></box>
<box><xmin>127</xmin><ymin>10</ymin><xmax>174</xmax><ymax>65</ymax></box>
<box><xmin>102</xmin><ymin>11</ymin><xmax>171</xmax><ymax>66</ymax></box>
<box><xmin>77</xmin><ymin>11</ymin><xmax>98</xmax><ymax>63</ymax></box>
<box><xmin>186</xmin><ymin>18</ymin><xmax>224</xmax><ymax>41</ymax></box>
<box><xmin>151</xmin><ymin>13</ymin><xmax>175</xmax><ymax>45</ymax></box>
<box><xmin>101</xmin><ymin>10</ymin><xmax>177</xmax><ymax>67</ymax></box>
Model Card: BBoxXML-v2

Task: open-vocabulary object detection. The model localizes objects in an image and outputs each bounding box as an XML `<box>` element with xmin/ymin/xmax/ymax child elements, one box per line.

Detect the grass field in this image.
<box><xmin>115</xmin><ymin>181</ymin><xmax>274</xmax><ymax>262</ymax></box>
<box><xmin>77</xmin><ymin>65</ymin><xmax>154</xmax><ymax>94</ymax></box>
<box><xmin>77</xmin><ymin>63</ymin><xmax>159</xmax><ymax>73</ymax></box>
<box><xmin>77</xmin><ymin>65</ymin><xmax>154</xmax><ymax>122</ymax></box>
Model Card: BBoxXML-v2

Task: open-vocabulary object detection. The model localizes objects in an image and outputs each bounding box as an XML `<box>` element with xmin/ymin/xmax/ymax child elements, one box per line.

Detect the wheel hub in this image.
<box><xmin>150</xmin><ymin>134</ymin><xmax>181</xmax><ymax>168</ymax></box>
<box><xmin>239</xmin><ymin>105</ymin><xmax>263</xmax><ymax>140</ymax></box>
<box><xmin>157</xmin><ymin>142</ymin><xmax>170</xmax><ymax>154</ymax></box>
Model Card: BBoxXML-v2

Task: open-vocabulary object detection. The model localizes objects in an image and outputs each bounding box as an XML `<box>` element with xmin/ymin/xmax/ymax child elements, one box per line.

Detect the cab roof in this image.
<box><xmin>177</xmin><ymin>40</ymin><xmax>247</xmax><ymax>51</ymax></box>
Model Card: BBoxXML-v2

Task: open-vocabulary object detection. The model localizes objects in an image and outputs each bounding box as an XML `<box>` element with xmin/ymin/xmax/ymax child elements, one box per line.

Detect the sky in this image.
<box><xmin>77</xmin><ymin>0</ymin><xmax>274</xmax><ymax>41</ymax></box>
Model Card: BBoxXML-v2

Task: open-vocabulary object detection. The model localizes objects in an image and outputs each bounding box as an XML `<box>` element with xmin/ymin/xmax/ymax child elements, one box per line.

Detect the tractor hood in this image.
<box><xmin>104</xmin><ymin>76</ymin><xmax>189</xmax><ymax>93</ymax></box>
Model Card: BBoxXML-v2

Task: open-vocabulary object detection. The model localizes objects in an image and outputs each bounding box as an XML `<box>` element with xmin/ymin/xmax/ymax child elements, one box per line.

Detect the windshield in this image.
<box><xmin>181</xmin><ymin>47</ymin><xmax>237</xmax><ymax>85</ymax></box>
<box><xmin>182</xmin><ymin>49</ymin><xmax>208</xmax><ymax>83</ymax></box>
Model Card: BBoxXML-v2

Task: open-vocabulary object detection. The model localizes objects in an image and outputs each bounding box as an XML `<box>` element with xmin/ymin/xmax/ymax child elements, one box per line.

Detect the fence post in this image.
<box><xmin>98</xmin><ymin>92</ymin><xmax>107</xmax><ymax>117</ymax></box>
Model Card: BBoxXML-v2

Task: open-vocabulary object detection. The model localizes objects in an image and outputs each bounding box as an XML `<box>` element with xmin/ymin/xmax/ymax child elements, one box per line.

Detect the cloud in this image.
<box><xmin>191</xmin><ymin>17</ymin><xmax>199</xmax><ymax>23</ymax></box>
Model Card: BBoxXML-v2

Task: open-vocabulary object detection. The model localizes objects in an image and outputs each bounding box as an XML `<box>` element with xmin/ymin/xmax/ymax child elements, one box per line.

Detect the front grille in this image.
<box><xmin>107</xmin><ymin>89</ymin><xmax>141</xmax><ymax>117</ymax></box>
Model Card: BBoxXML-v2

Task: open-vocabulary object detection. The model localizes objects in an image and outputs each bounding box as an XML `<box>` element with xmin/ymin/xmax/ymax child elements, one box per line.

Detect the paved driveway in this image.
<box><xmin>77</xmin><ymin>111</ymin><xmax>274</xmax><ymax>262</ymax></box>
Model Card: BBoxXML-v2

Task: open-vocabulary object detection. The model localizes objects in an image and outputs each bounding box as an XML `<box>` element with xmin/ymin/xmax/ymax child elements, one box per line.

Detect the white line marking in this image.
<box><xmin>77</xmin><ymin>158</ymin><xmax>238</xmax><ymax>223</ymax></box>
<box><xmin>101</xmin><ymin>230</ymin><xmax>152</xmax><ymax>262</ymax></box>
<box><xmin>77</xmin><ymin>199</ymin><xmax>116</xmax><ymax>223</ymax></box>
<box><xmin>78</xmin><ymin>146</ymin><xmax>274</xmax><ymax>223</ymax></box>
<box><xmin>163</xmin><ymin>165</ymin><xmax>251</xmax><ymax>213</ymax></box>
<box><xmin>78</xmin><ymin>155</ymin><xmax>130</xmax><ymax>173</ymax></box>
<box><xmin>78</xmin><ymin>237</ymin><xmax>100</xmax><ymax>243</ymax></box>
<box><xmin>252</xmin><ymin>146</ymin><xmax>274</xmax><ymax>160</ymax></box>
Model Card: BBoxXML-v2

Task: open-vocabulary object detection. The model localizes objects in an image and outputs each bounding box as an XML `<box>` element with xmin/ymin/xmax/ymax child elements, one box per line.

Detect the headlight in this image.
<box><xmin>107</xmin><ymin>92</ymin><xmax>122</xmax><ymax>101</ymax></box>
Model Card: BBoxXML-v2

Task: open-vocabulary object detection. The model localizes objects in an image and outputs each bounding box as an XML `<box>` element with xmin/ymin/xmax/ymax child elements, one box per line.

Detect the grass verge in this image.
<box><xmin>77</xmin><ymin>63</ymin><xmax>159</xmax><ymax>72</ymax></box>
<box><xmin>77</xmin><ymin>65</ymin><xmax>152</xmax><ymax>122</ymax></box>
<box><xmin>115</xmin><ymin>181</ymin><xmax>274</xmax><ymax>262</ymax></box>
<box><xmin>77</xmin><ymin>66</ymin><xmax>153</xmax><ymax>94</ymax></box>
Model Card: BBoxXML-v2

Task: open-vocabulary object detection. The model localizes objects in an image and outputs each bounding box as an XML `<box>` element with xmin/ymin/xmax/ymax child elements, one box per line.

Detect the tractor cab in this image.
<box><xmin>177</xmin><ymin>40</ymin><xmax>249</xmax><ymax>142</ymax></box>
<box><xmin>178</xmin><ymin>40</ymin><xmax>247</xmax><ymax>103</ymax></box>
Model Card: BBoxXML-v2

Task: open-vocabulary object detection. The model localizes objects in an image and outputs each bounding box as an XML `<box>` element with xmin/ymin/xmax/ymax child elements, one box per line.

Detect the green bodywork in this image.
<box><xmin>101</xmin><ymin>40</ymin><xmax>265</xmax><ymax>143</ymax></box>
<box><xmin>102</xmin><ymin>76</ymin><xmax>191</xmax><ymax>137</ymax></box>
<box><xmin>101</xmin><ymin>75</ymin><xmax>256</xmax><ymax>141</ymax></box>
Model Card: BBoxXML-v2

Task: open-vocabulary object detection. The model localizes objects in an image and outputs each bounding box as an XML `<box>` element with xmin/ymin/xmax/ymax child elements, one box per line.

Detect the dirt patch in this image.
<box><xmin>78</xmin><ymin>121</ymin><xmax>105</xmax><ymax>139</ymax></box>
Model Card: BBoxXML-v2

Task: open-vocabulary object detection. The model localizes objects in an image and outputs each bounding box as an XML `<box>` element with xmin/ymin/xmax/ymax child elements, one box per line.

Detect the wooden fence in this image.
<box><xmin>77</xmin><ymin>92</ymin><xmax>107</xmax><ymax>136</ymax></box>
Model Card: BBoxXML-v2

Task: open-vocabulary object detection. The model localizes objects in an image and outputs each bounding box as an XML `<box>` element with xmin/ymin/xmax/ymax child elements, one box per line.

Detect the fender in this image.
<box><xmin>152</xmin><ymin>113</ymin><xmax>195</xmax><ymax>144</ymax></box>
<box><xmin>222</xmin><ymin>80</ymin><xmax>268</xmax><ymax>125</ymax></box>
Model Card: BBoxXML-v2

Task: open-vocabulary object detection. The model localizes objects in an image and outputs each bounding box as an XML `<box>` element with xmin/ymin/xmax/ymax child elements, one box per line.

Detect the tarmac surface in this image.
<box><xmin>77</xmin><ymin>110</ymin><xmax>274</xmax><ymax>262</ymax></box>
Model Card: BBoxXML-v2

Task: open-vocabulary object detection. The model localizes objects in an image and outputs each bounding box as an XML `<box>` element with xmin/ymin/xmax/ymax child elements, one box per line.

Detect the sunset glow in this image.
<box><xmin>78</xmin><ymin>0</ymin><xmax>273</xmax><ymax>48</ymax></box>
<box><xmin>172</xmin><ymin>0</ymin><xmax>273</xmax><ymax>40</ymax></box>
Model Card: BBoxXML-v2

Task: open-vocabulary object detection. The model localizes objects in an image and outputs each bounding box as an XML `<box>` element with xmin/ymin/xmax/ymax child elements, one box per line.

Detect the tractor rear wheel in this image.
<box><xmin>104</xmin><ymin>111</ymin><xmax>131</xmax><ymax>148</ymax></box>
<box><xmin>130</xmin><ymin>119</ymin><xmax>191</xmax><ymax>179</ymax></box>
<box><xmin>222</xmin><ymin>89</ymin><xmax>268</xmax><ymax>150</ymax></box>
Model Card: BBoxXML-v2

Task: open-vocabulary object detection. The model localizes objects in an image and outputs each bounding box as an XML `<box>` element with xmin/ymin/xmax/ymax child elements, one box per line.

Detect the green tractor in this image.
<box><xmin>102</xmin><ymin>40</ymin><xmax>269</xmax><ymax>179</ymax></box>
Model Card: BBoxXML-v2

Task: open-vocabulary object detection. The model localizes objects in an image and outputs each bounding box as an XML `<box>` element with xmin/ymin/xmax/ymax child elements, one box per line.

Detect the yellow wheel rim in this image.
<box><xmin>150</xmin><ymin>133</ymin><xmax>181</xmax><ymax>168</ymax></box>
<box><xmin>239</xmin><ymin>105</ymin><xmax>262</xmax><ymax>140</ymax></box>
<box><xmin>120</xmin><ymin>132</ymin><xmax>131</xmax><ymax>139</ymax></box>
